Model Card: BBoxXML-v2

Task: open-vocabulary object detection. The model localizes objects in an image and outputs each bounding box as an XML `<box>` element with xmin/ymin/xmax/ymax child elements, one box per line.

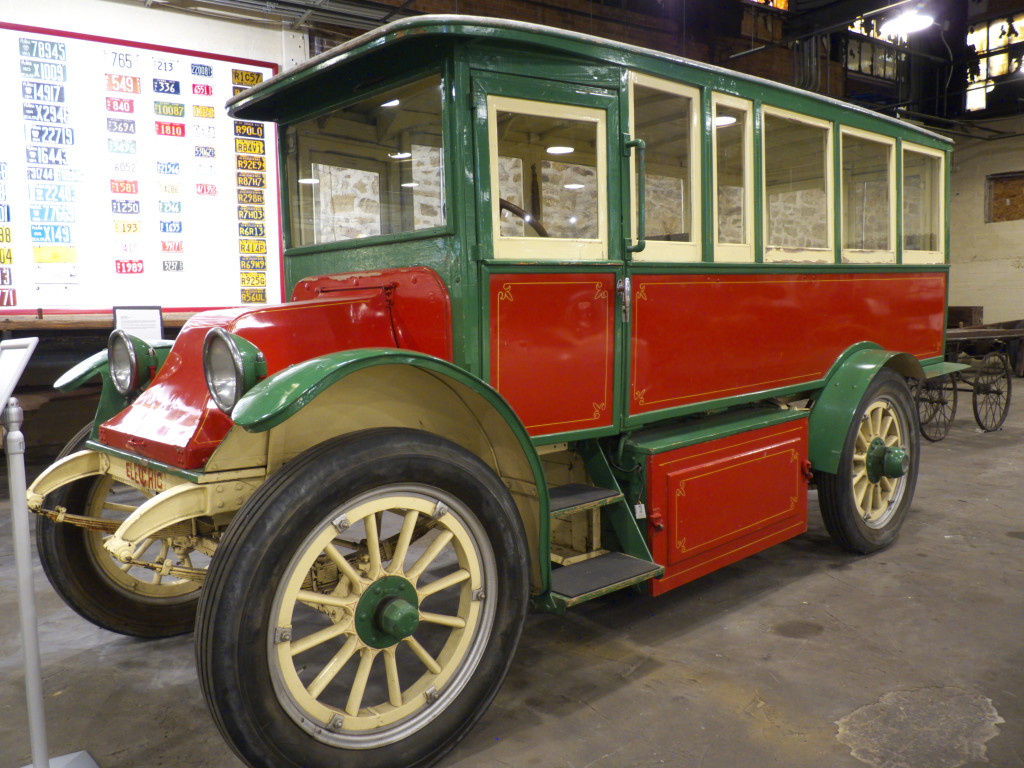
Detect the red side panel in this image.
<box><xmin>646</xmin><ymin>419</ymin><xmax>809</xmax><ymax>596</ymax></box>
<box><xmin>489</xmin><ymin>273</ymin><xmax>616</xmax><ymax>436</ymax></box>
<box><xmin>630</xmin><ymin>272</ymin><xmax>946</xmax><ymax>415</ymax></box>
<box><xmin>291</xmin><ymin>267</ymin><xmax>453</xmax><ymax>362</ymax></box>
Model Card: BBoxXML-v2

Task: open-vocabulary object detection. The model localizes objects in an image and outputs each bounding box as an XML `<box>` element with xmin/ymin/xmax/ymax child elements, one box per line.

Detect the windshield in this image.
<box><xmin>285</xmin><ymin>73</ymin><xmax>445</xmax><ymax>247</ymax></box>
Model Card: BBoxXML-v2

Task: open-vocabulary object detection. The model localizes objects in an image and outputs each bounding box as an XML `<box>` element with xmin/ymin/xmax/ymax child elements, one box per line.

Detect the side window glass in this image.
<box><xmin>842</xmin><ymin>130</ymin><xmax>895</xmax><ymax>262</ymax></box>
<box><xmin>629</xmin><ymin>73</ymin><xmax>700</xmax><ymax>262</ymax></box>
<box><xmin>903</xmin><ymin>146</ymin><xmax>944</xmax><ymax>263</ymax></box>
<box><xmin>488</xmin><ymin>96</ymin><xmax>607</xmax><ymax>260</ymax></box>
<box><xmin>763</xmin><ymin>109</ymin><xmax>832</xmax><ymax>263</ymax></box>
<box><xmin>285</xmin><ymin>74</ymin><xmax>445</xmax><ymax>247</ymax></box>
<box><xmin>712</xmin><ymin>94</ymin><xmax>753</xmax><ymax>262</ymax></box>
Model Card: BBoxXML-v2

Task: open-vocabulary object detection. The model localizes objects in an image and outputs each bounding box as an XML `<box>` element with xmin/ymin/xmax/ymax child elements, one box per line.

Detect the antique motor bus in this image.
<box><xmin>28</xmin><ymin>15</ymin><xmax>957</xmax><ymax>768</ymax></box>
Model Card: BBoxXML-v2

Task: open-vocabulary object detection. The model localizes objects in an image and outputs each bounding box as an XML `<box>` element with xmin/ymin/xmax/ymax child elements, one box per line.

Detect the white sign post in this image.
<box><xmin>2</xmin><ymin>338</ymin><xmax>101</xmax><ymax>768</ymax></box>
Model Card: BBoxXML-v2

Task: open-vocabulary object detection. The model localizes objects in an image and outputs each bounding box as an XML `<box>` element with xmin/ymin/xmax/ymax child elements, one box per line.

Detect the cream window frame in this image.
<box><xmin>840</xmin><ymin>126</ymin><xmax>896</xmax><ymax>264</ymax></box>
<box><xmin>487</xmin><ymin>95</ymin><xmax>608</xmax><ymax>261</ymax></box>
<box><xmin>901</xmin><ymin>142</ymin><xmax>945</xmax><ymax>265</ymax></box>
<box><xmin>627</xmin><ymin>72</ymin><xmax>701</xmax><ymax>263</ymax></box>
<box><xmin>711</xmin><ymin>93</ymin><xmax>754</xmax><ymax>263</ymax></box>
<box><xmin>761</xmin><ymin>106</ymin><xmax>834</xmax><ymax>264</ymax></box>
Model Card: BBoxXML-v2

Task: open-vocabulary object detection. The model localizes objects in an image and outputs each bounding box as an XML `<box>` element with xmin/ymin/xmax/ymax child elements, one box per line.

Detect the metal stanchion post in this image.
<box><xmin>2</xmin><ymin>338</ymin><xmax>100</xmax><ymax>768</ymax></box>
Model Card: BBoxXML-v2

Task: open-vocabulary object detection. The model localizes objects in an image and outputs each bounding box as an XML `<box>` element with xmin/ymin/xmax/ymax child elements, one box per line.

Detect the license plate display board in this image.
<box><xmin>0</xmin><ymin>23</ymin><xmax>280</xmax><ymax>312</ymax></box>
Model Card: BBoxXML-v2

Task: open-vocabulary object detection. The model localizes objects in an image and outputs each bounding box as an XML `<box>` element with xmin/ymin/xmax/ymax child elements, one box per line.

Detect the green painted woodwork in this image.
<box><xmin>922</xmin><ymin>360</ymin><xmax>971</xmax><ymax>378</ymax></box>
<box><xmin>354</xmin><ymin>576</ymin><xmax>420</xmax><ymax>649</ymax></box>
<box><xmin>55</xmin><ymin>349</ymin><xmax>110</xmax><ymax>392</ymax></box>
<box><xmin>623</xmin><ymin>407</ymin><xmax>809</xmax><ymax>457</ymax></box>
<box><xmin>578</xmin><ymin>441</ymin><xmax>656</xmax><ymax>563</ymax></box>
<box><xmin>806</xmin><ymin>343</ymin><xmax>924</xmax><ymax>475</ymax></box>
<box><xmin>883</xmin><ymin>444</ymin><xmax>909</xmax><ymax>479</ymax></box>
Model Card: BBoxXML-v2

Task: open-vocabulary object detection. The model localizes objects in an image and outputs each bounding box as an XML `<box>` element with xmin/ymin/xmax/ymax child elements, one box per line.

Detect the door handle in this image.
<box><xmin>617</xmin><ymin>277</ymin><xmax>631</xmax><ymax>324</ymax></box>
<box><xmin>624</xmin><ymin>137</ymin><xmax>646</xmax><ymax>254</ymax></box>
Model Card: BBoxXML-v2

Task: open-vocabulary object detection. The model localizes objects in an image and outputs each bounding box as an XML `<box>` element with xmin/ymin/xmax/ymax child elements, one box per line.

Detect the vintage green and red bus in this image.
<box><xmin>28</xmin><ymin>15</ymin><xmax>958</xmax><ymax>768</ymax></box>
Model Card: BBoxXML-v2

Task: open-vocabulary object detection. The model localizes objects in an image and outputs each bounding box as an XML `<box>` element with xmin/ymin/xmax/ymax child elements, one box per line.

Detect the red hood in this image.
<box><xmin>99</xmin><ymin>267</ymin><xmax>451</xmax><ymax>469</ymax></box>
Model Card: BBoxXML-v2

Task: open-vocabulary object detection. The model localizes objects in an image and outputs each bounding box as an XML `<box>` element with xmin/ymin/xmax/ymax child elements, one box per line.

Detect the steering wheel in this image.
<box><xmin>499</xmin><ymin>198</ymin><xmax>548</xmax><ymax>238</ymax></box>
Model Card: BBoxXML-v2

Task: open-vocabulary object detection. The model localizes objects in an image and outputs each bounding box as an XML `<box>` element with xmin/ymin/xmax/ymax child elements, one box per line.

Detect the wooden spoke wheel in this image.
<box><xmin>196</xmin><ymin>429</ymin><xmax>529</xmax><ymax>768</ymax></box>
<box><xmin>816</xmin><ymin>370</ymin><xmax>919</xmax><ymax>554</ymax></box>
<box><xmin>917</xmin><ymin>375</ymin><xmax>957</xmax><ymax>442</ymax></box>
<box><xmin>36</xmin><ymin>425</ymin><xmax>204</xmax><ymax>638</ymax></box>
<box><xmin>972</xmin><ymin>351</ymin><xmax>1012</xmax><ymax>432</ymax></box>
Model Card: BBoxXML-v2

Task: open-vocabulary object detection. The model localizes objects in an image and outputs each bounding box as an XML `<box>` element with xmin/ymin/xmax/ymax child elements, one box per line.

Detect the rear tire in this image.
<box><xmin>816</xmin><ymin>370</ymin><xmax>919</xmax><ymax>554</ymax></box>
<box><xmin>195</xmin><ymin>428</ymin><xmax>529</xmax><ymax>768</ymax></box>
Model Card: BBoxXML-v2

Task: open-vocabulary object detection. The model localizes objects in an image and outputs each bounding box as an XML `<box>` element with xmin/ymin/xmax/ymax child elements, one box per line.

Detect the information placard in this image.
<box><xmin>0</xmin><ymin>23</ymin><xmax>281</xmax><ymax>314</ymax></box>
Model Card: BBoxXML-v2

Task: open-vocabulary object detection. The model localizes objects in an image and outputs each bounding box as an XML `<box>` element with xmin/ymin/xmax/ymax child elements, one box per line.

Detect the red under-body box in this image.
<box><xmin>645</xmin><ymin>418</ymin><xmax>809</xmax><ymax>597</ymax></box>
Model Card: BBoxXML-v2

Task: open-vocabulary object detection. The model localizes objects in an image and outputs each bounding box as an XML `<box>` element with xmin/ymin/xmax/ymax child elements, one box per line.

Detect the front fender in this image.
<box><xmin>230</xmin><ymin>348</ymin><xmax>552</xmax><ymax>592</ymax></box>
<box><xmin>808</xmin><ymin>343</ymin><xmax>925</xmax><ymax>474</ymax></box>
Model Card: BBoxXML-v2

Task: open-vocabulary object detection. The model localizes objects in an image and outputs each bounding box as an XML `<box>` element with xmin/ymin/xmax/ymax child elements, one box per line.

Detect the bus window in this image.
<box><xmin>712</xmin><ymin>94</ymin><xmax>753</xmax><ymax>262</ymax></box>
<box><xmin>841</xmin><ymin>128</ymin><xmax>895</xmax><ymax>263</ymax></box>
<box><xmin>487</xmin><ymin>95</ymin><xmax>607</xmax><ymax>260</ymax></box>
<box><xmin>763</xmin><ymin>107</ymin><xmax>832</xmax><ymax>263</ymax></box>
<box><xmin>902</xmin><ymin>144</ymin><xmax>944</xmax><ymax>263</ymax></box>
<box><xmin>285</xmin><ymin>74</ymin><xmax>445</xmax><ymax>247</ymax></box>
<box><xmin>628</xmin><ymin>73</ymin><xmax>700</xmax><ymax>262</ymax></box>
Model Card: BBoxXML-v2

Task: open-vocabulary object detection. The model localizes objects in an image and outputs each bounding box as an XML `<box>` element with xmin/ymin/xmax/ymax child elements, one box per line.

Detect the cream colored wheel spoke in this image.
<box><xmin>151</xmin><ymin>541</ymin><xmax>171</xmax><ymax>585</ymax></box>
<box><xmin>290</xmin><ymin>620</ymin><xmax>350</xmax><ymax>656</ymax></box>
<box><xmin>419</xmin><ymin>611</ymin><xmax>467</xmax><ymax>629</ymax></box>
<box><xmin>345</xmin><ymin>650</ymin><xmax>376</xmax><ymax>716</ymax></box>
<box><xmin>404</xmin><ymin>636</ymin><xmax>442</xmax><ymax>675</ymax></box>
<box><xmin>297</xmin><ymin>589</ymin><xmax>354</xmax><ymax>609</ymax></box>
<box><xmin>383</xmin><ymin>649</ymin><xmax>402</xmax><ymax>707</ymax></box>
<box><xmin>363</xmin><ymin>515</ymin><xmax>382</xmax><ymax>580</ymax></box>
<box><xmin>388</xmin><ymin>510</ymin><xmax>421</xmax><ymax>574</ymax></box>
<box><xmin>307</xmin><ymin>636</ymin><xmax>360</xmax><ymax>699</ymax></box>
<box><xmin>325</xmin><ymin>542</ymin><xmax>364</xmax><ymax>594</ymax></box>
<box><xmin>405</xmin><ymin>530</ymin><xmax>454</xmax><ymax>585</ymax></box>
<box><xmin>418</xmin><ymin>569</ymin><xmax>471</xmax><ymax>598</ymax></box>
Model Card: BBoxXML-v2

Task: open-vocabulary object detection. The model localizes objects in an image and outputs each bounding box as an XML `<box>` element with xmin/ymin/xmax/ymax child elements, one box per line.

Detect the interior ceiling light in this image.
<box><xmin>546</xmin><ymin>145</ymin><xmax>574</xmax><ymax>154</ymax></box>
<box><xmin>388</xmin><ymin>152</ymin><xmax>412</xmax><ymax>160</ymax></box>
<box><xmin>879</xmin><ymin>10</ymin><xmax>934</xmax><ymax>37</ymax></box>
<box><xmin>380</xmin><ymin>99</ymin><xmax>400</xmax><ymax>108</ymax></box>
<box><xmin>714</xmin><ymin>115</ymin><xmax>737</xmax><ymax>127</ymax></box>
<box><xmin>298</xmin><ymin>178</ymin><xmax>319</xmax><ymax>184</ymax></box>
<box><xmin>564</xmin><ymin>183</ymin><xmax>585</xmax><ymax>189</ymax></box>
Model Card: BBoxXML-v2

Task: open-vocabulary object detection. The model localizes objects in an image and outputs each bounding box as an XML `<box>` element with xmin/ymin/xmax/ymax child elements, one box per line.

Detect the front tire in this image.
<box><xmin>816</xmin><ymin>370</ymin><xmax>919</xmax><ymax>554</ymax></box>
<box><xmin>36</xmin><ymin>425</ymin><xmax>202</xmax><ymax>637</ymax></box>
<box><xmin>195</xmin><ymin>429</ymin><xmax>529</xmax><ymax>768</ymax></box>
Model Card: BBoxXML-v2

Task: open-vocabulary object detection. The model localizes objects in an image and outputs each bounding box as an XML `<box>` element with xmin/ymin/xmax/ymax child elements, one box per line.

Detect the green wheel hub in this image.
<box><xmin>354</xmin><ymin>575</ymin><xmax>420</xmax><ymax>648</ymax></box>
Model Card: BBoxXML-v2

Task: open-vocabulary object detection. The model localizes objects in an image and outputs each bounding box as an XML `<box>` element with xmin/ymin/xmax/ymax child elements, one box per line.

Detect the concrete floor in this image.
<box><xmin>2</xmin><ymin>400</ymin><xmax>1023</xmax><ymax>768</ymax></box>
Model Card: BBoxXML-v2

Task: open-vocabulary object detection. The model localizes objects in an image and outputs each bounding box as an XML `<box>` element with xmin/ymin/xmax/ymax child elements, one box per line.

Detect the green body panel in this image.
<box><xmin>807</xmin><ymin>343</ymin><xmax>925</xmax><ymax>475</ymax></box>
<box><xmin>55</xmin><ymin>342</ymin><xmax>174</xmax><ymax>442</ymax></box>
<box><xmin>623</xmin><ymin>407</ymin><xmax>809</xmax><ymax>457</ymax></box>
<box><xmin>922</xmin><ymin>360</ymin><xmax>971</xmax><ymax>378</ymax></box>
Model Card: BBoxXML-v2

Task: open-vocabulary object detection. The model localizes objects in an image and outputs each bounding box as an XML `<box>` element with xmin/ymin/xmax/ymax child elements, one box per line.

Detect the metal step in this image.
<box><xmin>550</xmin><ymin>551</ymin><xmax>663</xmax><ymax>608</ymax></box>
<box><xmin>549</xmin><ymin>483</ymin><xmax>623</xmax><ymax>516</ymax></box>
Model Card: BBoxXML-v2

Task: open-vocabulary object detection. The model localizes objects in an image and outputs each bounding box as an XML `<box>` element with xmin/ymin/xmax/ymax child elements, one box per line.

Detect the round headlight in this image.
<box><xmin>203</xmin><ymin>328</ymin><xmax>266</xmax><ymax>413</ymax></box>
<box><xmin>108</xmin><ymin>330</ymin><xmax>155</xmax><ymax>396</ymax></box>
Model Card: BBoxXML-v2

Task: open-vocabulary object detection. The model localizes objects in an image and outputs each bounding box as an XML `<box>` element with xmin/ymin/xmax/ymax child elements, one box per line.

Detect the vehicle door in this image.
<box><xmin>471</xmin><ymin>71</ymin><xmax>626</xmax><ymax>442</ymax></box>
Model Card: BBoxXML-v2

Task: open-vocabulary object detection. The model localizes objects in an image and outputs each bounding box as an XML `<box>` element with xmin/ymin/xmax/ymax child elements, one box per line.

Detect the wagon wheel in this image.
<box><xmin>972</xmin><ymin>351</ymin><xmax>1012</xmax><ymax>431</ymax></box>
<box><xmin>917</xmin><ymin>375</ymin><xmax>957</xmax><ymax>442</ymax></box>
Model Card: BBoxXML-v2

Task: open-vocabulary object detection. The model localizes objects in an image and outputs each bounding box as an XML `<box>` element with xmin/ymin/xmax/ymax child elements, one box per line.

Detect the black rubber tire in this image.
<box><xmin>195</xmin><ymin>428</ymin><xmax>530</xmax><ymax>768</ymax></box>
<box><xmin>816</xmin><ymin>370</ymin><xmax>919</xmax><ymax>554</ymax></box>
<box><xmin>35</xmin><ymin>424</ymin><xmax>200</xmax><ymax>638</ymax></box>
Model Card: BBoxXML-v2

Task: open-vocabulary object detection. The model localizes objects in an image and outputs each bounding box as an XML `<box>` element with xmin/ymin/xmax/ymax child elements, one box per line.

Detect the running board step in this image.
<box><xmin>549</xmin><ymin>483</ymin><xmax>623</xmax><ymax>517</ymax></box>
<box><xmin>550</xmin><ymin>552</ymin><xmax>663</xmax><ymax>608</ymax></box>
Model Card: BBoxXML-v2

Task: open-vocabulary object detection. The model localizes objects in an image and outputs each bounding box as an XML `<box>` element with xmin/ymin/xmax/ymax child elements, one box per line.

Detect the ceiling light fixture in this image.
<box><xmin>714</xmin><ymin>115</ymin><xmax>737</xmax><ymax>127</ymax></box>
<box><xmin>380</xmin><ymin>98</ymin><xmax>400</xmax><ymax>108</ymax></box>
<box><xmin>879</xmin><ymin>9</ymin><xmax>934</xmax><ymax>37</ymax></box>
<box><xmin>564</xmin><ymin>183</ymin><xmax>585</xmax><ymax>190</ymax></box>
<box><xmin>388</xmin><ymin>152</ymin><xmax>412</xmax><ymax>160</ymax></box>
<box><xmin>546</xmin><ymin>145</ymin><xmax>574</xmax><ymax>154</ymax></box>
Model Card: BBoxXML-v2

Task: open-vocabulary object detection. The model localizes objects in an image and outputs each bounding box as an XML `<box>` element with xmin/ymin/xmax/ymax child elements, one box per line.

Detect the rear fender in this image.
<box><xmin>228</xmin><ymin>349</ymin><xmax>550</xmax><ymax>591</ymax></box>
<box><xmin>808</xmin><ymin>343</ymin><xmax>925</xmax><ymax>474</ymax></box>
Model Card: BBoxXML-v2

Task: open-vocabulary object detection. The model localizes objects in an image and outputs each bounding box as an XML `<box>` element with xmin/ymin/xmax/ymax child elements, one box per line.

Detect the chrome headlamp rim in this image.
<box><xmin>203</xmin><ymin>328</ymin><xmax>247</xmax><ymax>413</ymax></box>
<box><xmin>108</xmin><ymin>330</ymin><xmax>145</xmax><ymax>396</ymax></box>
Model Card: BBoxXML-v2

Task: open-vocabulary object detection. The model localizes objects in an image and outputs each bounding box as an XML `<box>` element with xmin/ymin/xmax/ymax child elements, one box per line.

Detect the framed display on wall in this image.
<box><xmin>0</xmin><ymin>22</ymin><xmax>281</xmax><ymax>316</ymax></box>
